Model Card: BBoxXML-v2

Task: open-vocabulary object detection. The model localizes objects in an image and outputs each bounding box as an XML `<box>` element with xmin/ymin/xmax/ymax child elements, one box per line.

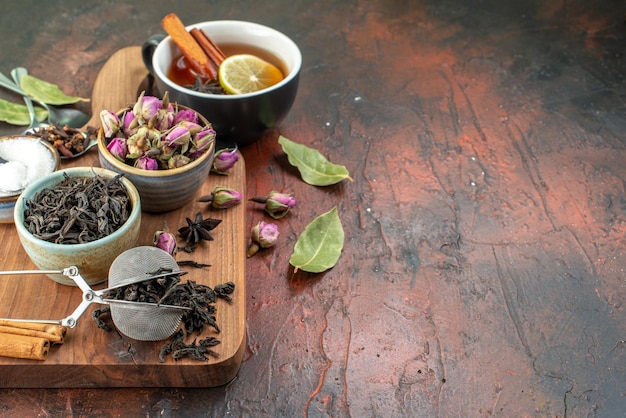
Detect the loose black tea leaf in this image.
<box><xmin>177</xmin><ymin>260</ymin><xmax>211</xmax><ymax>269</ymax></box>
<box><xmin>92</xmin><ymin>306</ymin><xmax>112</xmax><ymax>331</ymax></box>
<box><xmin>172</xmin><ymin>337</ymin><xmax>221</xmax><ymax>361</ymax></box>
<box><xmin>23</xmin><ymin>173</ymin><xmax>131</xmax><ymax>244</ymax></box>
<box><xmin>214</xmin><ymin>282</ymin><xmax>236</xmax><ymax>302</ymax></box>
<box><xmin>159</xmin><ymin>329</ymin><xmax>185</xmax><ymax>362</ymax></box>
<box><xmin>179</xmin><ymin>245</ymin><xmax>197</xmax><ymax>253</ymax></box>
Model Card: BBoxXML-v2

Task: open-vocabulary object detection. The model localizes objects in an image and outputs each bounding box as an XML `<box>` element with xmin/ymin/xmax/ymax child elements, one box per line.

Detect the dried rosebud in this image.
<box><xmin>153</xmin><ymin>230</ymin><xmax>177</xmax><ymax>255</ymax></box>
<box><xmin>168</xmin><ymin>154</ymin><xmax>191</xmax><ymax>169</ymax></box>
<box><xmin>250</xmin><ymin>191</ymin><xmax>297</xmax><ymax>219</ymax></box>
<box><xmin>134</xmin><ymin>155</ymin><xmax>159</xmax><ymax>170</ymax></box>
<box><xmin>173</xmin><ymin>108</ymin><xmax>199</xmax><ymax>125</ymax></box>
<box><xmin>154</xmin><ymin>108</ymin><xmax>175</xmax><ymax>131</ymax></box>
<box><xmin>214</xmin><ymin>187</ymin><xmax>242</xmax><ymax>209</ymax></box>
<box><xmin>187</xmin><ymin>126</ymin><xmax>216</xmax><ymax>160</ymax></box>
<box><xmin>164</xmin><ymin>125</ymin><xmax>191</xmax><ymax>152</ymax></box>
<box><xmin>247</xmin><ymin>221</ymin><xmax>280</xmax><ymax>257</ymax></box>
<box><xmin>126</xmin><ymin>127</ymin><xmax>152</xmax><ymax>158</ymax></box>
<box><xmin>175</xmin><ymin>120</ymin><xmax>203</xmax><ymax>135</ymax></box>
<box><xmin>133</xmin><ymin>91</ymin><xmax>162</xmax><ymax>123</ymax></box>
<box><xmin>106</xmin><ymin>137</ymin><xmax>127</xmax><ymax>161</ymax></box>
<box><xmin>100</xmin><ymin>110</ymin><xmax>121</xmax><ymax>137</ymax></box>
<box><xmin>122</xmin><ymin>110</ymin><xmax>139</xmax><ymax>136</ymax></box>
<box><xmin>198</xmin><ymin>186</ymin><xmax>242</xmax><ymax>209</ymax></box>
<box><xmin>212</xmin><ymin>147</ymin><xmax>239</xmax><ymax>175</ymax></box>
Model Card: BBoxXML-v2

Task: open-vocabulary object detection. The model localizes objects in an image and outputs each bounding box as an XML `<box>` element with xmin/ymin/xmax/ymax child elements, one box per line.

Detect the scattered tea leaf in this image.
<box><xmin>0</xmin><ymin>98</ymin><xmax>47</xmax><ymax>125</ymax></box>
<box><xmin>289</xmin><ymin>206</ymin><xmax>344</xmax><ymax>273</ymax></box>
<box><xmin>20</xmin><ymin>74</ymin><xmax>89</xmax><ymax>105</ymax></box>
<box><xmin>278</xmin><ymin>135</ymin><xmax>352</xmax><ymax>186</ymax></box>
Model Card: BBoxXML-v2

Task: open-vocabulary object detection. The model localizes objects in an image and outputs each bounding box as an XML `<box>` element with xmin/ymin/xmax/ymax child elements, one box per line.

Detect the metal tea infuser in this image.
<box><xmin>0</xmin><ymin>246</ymin><xmax>190</xmax><ymax>341</ymax></box>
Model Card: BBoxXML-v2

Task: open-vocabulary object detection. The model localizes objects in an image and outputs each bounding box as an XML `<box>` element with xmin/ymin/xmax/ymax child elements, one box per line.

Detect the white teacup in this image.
<box><xmin>142</xmin><ymin>20</ymin><xmax>302</xmax><ymax>146</ymax></box>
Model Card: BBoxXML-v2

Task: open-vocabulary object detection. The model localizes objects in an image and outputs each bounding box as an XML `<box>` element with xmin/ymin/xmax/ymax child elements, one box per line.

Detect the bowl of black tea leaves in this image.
<box><xmin>14</xmin><ymin>167</ymin><xmax>141</xmax><ymax>286</ymax></box>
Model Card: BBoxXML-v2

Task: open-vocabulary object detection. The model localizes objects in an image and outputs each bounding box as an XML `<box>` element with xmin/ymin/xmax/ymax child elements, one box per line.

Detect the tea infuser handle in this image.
<box><xmin>61</xmin><ymin>288</ymin><xmax>103</xmax><ymax>328</ymax></box>
<box><xmin>0</xmin><ymin>269</ymin><xmax>65</xmax><ymax>276</ymax></box>
<box><xmin>0</xmin><ymin>267</ymin><xmax>87</xmax><ymax>326</ymax></box>
<box><xmin>59</xmin><ymin>266</ymin><xmax>112</xmax><ymax>328</ymax></box>
<box><xmin>0</xmin><ymin>266</ymin><xmax>101</xmax><ymax>328</ymax></box>
<box><xmin>61</xmin><ymin>266</ymin><xmax>93</xmax><ymax>294</ymax></box>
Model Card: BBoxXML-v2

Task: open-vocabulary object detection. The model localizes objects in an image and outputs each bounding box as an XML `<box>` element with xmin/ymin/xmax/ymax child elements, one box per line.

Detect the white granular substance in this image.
<box><xmin>0</xmin><ymin>138</ymin><xmax>56</xmax><ymax>196</ymax></box>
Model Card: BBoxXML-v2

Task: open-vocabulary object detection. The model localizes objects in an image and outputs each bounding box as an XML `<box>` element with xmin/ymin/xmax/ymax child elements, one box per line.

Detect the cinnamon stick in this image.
<box><xmin>0</xmin><ymin>324</ymin><xmax>64</xmax><ymax>344</ymax></box>
<box><xmin>202</xmin><ymin>29</ymin><xmax>226</xmax><ymax>62</ymax></box>
<box><xmin>161</xmin><ymin>13</ymin><xmax>217</xmax><ymax>80</ymax></box>
<box><xmin>0</xmin><ymin>320</ymin><xmax>67</xmax><ymax>338</ymax></box>
<box><xmin>190</xmin><ymin>28</ymin><xmax>226</xmax><ymax>68</ymax></box>
<box><xmin>0</xmin><ymin>333</ymin><xmax>49</xmax><ymax>361</ymax></box>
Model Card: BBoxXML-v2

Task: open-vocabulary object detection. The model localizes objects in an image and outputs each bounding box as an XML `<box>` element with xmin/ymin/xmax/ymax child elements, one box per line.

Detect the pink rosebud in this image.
<box><xmin>126</xmin><ymin>127</ymin><xmax>152</xmax><ymax>158</ymax></box>
<box><xmin>134</xmin><ymin>155</ymin><xmax>159</xmax><ymax>170</ymax></box>
<box><xmin>204</xmin><ymin>186</ymin><xmax>242</xmax><ymax>209</ymax></box>
<box><xmin>247</xmin><ymin>221</ymin><xmax>279</xmax><ymax>257</ymax></box>
<box><xmin>123</xmin><ymin>111</ymin><xmax>139</xmax><ymax>136</ymax></box>
<box><xmin>106</xmin><ymin>137</ymin><xmax>127</xmax><ymax>161</ymax></box>
<box><xmin>164</xmin><ymin>126</ymin><xmax>191</xmax><ymax>149</ymax></box>
<box><xmin>99</xmin><ymin>110</ymin><xmax>121</xmax><ymax>137</ymax></box>
<box><xmin>187</xmin><ymin>127</ymin><xmax>216</xmax><ymax>160</ymax></box>
<box><xmin>250</xmin><ymin>191</ymin><xmax>296</xmax><ymax>219</ymax></box>
<box><xmin>153</xmin><ymin>230</ymin><xmax>177</xmax><ymax>255</ymax></box>
<box><xmin>173</xmin><ymin>109</ymin><xmax>198</xmax><ymax>125</ymax></box>
<box><xmin>133</xmin><ymin>91</ymin><xmax>162</xmax><ymax>123</ymax></box>
<box><xmin>265</xmin><ymin>191</ymin><xmax>296</xmax><ymax>219</ymax></box>
<box><xmin>212</xmin><ymin>147</ymin><xmax>239</xmax><ymax>174</ymax></box>
<box><xmin>154</xmin><ymin>108</ymin><xmax>175</xmax><ymax>131</ymax></box>
<box><xmin>176</xmin><ymin>120</ymin><xmax>203</xmax><ymax>135</ymax></box>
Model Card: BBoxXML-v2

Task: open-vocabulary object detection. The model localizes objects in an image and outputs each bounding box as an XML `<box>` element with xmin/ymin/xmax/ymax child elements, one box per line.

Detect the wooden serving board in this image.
<box><xmin>0</xmin><ymin>47</ymin><xmax>246</xmax><ymax>387</ymax></box>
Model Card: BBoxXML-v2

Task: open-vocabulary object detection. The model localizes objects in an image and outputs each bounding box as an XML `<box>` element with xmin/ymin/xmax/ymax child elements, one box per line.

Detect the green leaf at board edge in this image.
<box><xmin>20</xmin><ymin>74</ymin><xmax>89</xmax><ymax>105</ymax></box>
<box><xmin>0</xmin><ymin>98</ymin><xmax>48</xmax><ymax>125</ymax></box>
<box><xmin>278</xmin><ymin>135</ymin><xmax>353</xmax><ymax>186</ymax></box>
<box><xmin>289</xmin><ymin>206</ymin><xmax>344</xmax><ymax>273</ymax></box>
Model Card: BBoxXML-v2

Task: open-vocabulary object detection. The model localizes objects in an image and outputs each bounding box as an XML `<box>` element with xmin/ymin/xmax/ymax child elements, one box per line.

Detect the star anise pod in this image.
<box><xmin>178</xmin><ymin>211</ymin><xmax>222</xmax><ymax>243</ymax></box>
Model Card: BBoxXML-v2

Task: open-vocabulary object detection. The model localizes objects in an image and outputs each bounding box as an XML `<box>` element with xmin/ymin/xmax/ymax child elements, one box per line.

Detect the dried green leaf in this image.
<box><xmin>278</xmin><ymin>135</ymin><xmax>352</xmax><ymax>186</ymax></box>
<box><xmin>289</xmin><ymin>206</ymin><xmax>344</xmax><ymax>273</ymax></box>
<box><xmin>20</xmin><ymin>74</ymin><xmax>88</xmax><ymax>105</ymax></box>
<box><xmin>0</xmin><ymin>98</ymin><xmax>47</xmax><ymax>125</ymax></box>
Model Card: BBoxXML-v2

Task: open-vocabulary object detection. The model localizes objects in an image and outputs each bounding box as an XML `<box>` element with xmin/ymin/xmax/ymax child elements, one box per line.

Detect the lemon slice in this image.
<box><xmin>218</xmin><ymin>54</ymin><xmax>284</xmax><ymax>94</ymax></box>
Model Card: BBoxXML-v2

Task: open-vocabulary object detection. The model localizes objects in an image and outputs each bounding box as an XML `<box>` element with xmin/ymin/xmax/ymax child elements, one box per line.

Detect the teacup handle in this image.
<box><xmin>141</xmin><ymin>34</ymin><xmax>167</xmax><ymax>74</ymax></box>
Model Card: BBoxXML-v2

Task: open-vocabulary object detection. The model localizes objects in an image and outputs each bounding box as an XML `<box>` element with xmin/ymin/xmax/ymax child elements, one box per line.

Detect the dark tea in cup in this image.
<box><xmin>167</xmin><ymin>43</ymin><xmax>288</xmax><ymax>94</ymax></box>
<box><xmin>168</xmin><ymin>43</ymin><xmax>287</xmax><ymax>87</ymax></box>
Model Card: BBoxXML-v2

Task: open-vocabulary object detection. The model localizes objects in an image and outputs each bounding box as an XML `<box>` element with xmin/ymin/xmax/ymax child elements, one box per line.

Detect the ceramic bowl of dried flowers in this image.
<box><xmin>96</xmin><ymin>92</ymin><xmax>216</xmax><ymax>213</ymax></box>
<box><xmin>14</xmin><ymin>167</ymin><xmax>141</xmax><ymax>286</ymax></box>
<box><xmin>0</xmin><ymin>135</ymin><xmax>60</xmax><ymax>223</ymax></box>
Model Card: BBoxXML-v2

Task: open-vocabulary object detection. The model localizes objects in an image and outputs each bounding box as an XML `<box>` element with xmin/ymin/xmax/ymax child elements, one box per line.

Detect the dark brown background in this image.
<box><xmin>0</xmin><ymin>0</ymin><xmax>625</xmax><ymax>416</ymax></box>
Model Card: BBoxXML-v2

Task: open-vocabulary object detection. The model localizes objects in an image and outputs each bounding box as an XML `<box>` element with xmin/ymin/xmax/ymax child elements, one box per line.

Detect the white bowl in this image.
<box><xmin>0</xmin><ymin>136</ymin><xmax>60</xmax><ymax>223</ymax></box>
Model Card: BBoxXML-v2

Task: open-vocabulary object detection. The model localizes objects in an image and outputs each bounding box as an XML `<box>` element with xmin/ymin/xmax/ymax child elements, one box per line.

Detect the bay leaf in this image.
<box><xmin>289</xmin><ymin>206</ymin><xmax>344</xmax><ymax>273</ymax></box>
<box><xmin>20</xmin><ymin>74</ymin><xmax>88</xmax><ymax>105</ymax></box>
<box><xmin>278</xmin><ymin>135</ymin><xmax>352</xmax><ymax>186</ymax></box>
<box><xmin>0</xmin><ymin>98</ymin><xmax>47</xmax><ymax>125</ymax></box>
